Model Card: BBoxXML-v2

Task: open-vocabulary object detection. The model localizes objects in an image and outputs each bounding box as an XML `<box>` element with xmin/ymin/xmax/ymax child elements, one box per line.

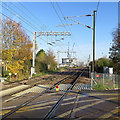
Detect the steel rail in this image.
<box><xmin>2</xmin><ymin>71</ymin><xmax>78</xmax><ymax>119</ymax></box>
<box><xmin>44</xmin><ymin>69</ymin><xmax>85</xmax><ymax>119</ymax></box>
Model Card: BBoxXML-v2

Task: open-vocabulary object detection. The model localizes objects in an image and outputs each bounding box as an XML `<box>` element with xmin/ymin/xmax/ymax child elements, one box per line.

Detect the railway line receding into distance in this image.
<box><xmin>1</xmin><ymin>67</ymin><xmax>119</xmax><ymax>119</ymax></box>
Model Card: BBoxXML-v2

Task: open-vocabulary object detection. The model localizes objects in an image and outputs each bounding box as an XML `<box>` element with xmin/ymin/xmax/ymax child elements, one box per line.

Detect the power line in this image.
<box><xmin>50</xmin><ymin>0</ymin><xmax>68</xmax><ymax>32</ymax></box>
<box><xmin>51</xmin><ymin>1</ymin><xmax>76</xmax><ymax>55</ymax></box>
<box><xmin>0</xmin><ymin>12</ymin><xmax>33</xmax><ymax>34</ymax></box>
<box><xmin>1</xmin><ymin>4</ymin><xmax>39</xmax><ymax>31</ymax></box>
<box><xmin>16</xmin><ymin>0</ymin><xmax>65</xmax><ymax>49</ymax></box>
<box><xmin>11</xmin><ymin>0</ymin><xmax>66</xmax><ymax>49</ymax></box>
<box><xmin>1</xmin><ymin>2</ymin><xmax>52</xmax><ymax>45</ymax></box>
<box><xmin>55</xmin><ymin>2</ymin><xmax>75</xmax><ymax>42</ymax></box>
<box><xmin>16</xmin><ymin>0</ymin><xmax>48</xmax><ymax>31</ymax></box>
<box><xmin>49</xmin><ymin>0</ymin><xmax>72</xmax><ymax>50</ymax></box>
<box><xmin>1</xmin><ymin>2</ymin><xmax>41</xmax><ymax>32</ymax></box>
<box><xmin>3</xmin><ymin>1</ymin><xmax>45</xmax><ymax>31</ymax></box>
<box><xmin>96</xmin><ymin>0</ymin><xmax>100</xmax><ymax>17</ymax></box>
<box><xmin>1</xmin><ymin>12</ymin><xmax>51</xmax><ymax>47</ymax></box>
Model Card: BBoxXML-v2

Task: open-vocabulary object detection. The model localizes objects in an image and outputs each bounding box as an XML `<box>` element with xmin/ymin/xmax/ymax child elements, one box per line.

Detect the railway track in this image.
<box><xmin>1</xmin><ymin>69</ymin><xmax>78</xmax><ymax>98</ymax></box>
<box><xmin>2</xmin><ymin>68</ymin><xmax>86</xmax><ymax>119</ymax></box>
<box><xmin>1</xmin><ymin>70</ymin><xmax>71</xmax><ymax>91</ymax></box>
<box><xmin>1</xmin><ymin>67</ymin><xmax>119</xmax><ymax>119</ymax></box>
<box><xmin>44</xmin><ymin>69</ymin><xmax>85</xmax><ymax>119</ymax></box>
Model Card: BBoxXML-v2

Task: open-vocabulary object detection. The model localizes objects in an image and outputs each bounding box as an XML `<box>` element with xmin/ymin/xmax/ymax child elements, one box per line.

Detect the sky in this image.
<box><xmin>1</xmin><ymin>1</ymin><xmax>118</xmax><ymax>64</ymax></box>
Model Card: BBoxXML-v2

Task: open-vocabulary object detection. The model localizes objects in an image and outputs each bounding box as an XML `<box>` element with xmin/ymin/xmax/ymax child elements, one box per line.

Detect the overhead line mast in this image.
<box><xmin>56</xmin><ymin>10</ymin><xmax>96</xmax><ymax>80</ymax></box>
<box><xmin>31</xmin><ymin>31</ymin><xmax>71</xmax><ymax>76</ymax></box>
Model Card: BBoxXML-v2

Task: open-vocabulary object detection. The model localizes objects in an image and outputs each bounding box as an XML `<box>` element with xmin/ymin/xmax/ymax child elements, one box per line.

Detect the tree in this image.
<box><xmin>35</xmin><ymin>49</ymin><xmax>48</xmax><ymax>72</ymax></box>
<box><xmin>95</xmin><ymin>57</ymin><xmax>112</xmax><ymax>73</ymax></box>
<box><xmin>109</xmin><ymin>26</ymin><xmax>120</xmax><ymax>74</ymax></box>
<box><xmin>46</xmin><ymin>49</ymin><xmax>57</xmax><ymax>71</ymax></box>
<box><xmin>35</xmin><ymin>49</ymin><xmax>57</xmax><ymax>72</ymax></box>
<box><xmin>1</xmin><ymin>18</ymin><xmax>33</xmax><ymax>77</ymax></box>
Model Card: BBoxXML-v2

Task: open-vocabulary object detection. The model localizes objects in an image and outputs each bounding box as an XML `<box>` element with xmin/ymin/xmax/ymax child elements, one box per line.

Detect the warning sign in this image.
<box><xmin>96</xmin><ymin>74</ymin><xmax>99</xmax><ymax>78</ymax></box>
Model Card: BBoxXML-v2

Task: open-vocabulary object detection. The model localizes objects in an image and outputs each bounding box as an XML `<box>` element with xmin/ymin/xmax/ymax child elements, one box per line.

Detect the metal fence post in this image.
<box><xmin>113</xmin><ymin>74</ymin><xmax>115</xmax><ymax>89</ymax></box>
<box><xmin>103</xmin><ymin>73</ymin><xmax>104</xmax><ymax>86</ymax></box>
<box><xmin>91</xmin><ymin>73</ymin><xmax>93</xmax><ymax>89</ymax></box>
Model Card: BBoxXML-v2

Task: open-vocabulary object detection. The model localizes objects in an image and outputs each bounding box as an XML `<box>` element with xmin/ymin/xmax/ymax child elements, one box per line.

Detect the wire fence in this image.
<box><xmin>90</xmin><ymin>73</ymin><xmax>120</xmax><ymax>89</ymax></box>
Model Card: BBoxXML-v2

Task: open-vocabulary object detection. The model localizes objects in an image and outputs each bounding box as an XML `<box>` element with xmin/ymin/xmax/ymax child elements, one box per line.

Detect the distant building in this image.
<box><xmin>59</xmin><ymin>58</ymin><xmax>77</xmax><ymax>67</ymax></box>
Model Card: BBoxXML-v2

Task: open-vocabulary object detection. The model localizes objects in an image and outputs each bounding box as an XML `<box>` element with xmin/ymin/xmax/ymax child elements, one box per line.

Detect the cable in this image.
<box><xmin>1</xmin><ymin>12</ymin><xmax>51</xmax><ymax>48</ymax></box>
<box><xmin>50</xmin><ymin>0</ymin><xmax>68</xmax><ymax>32</ymax></box>
<box><xmin>1</xmin><ymin>12</ymin><xmax>33</xmax><ymax>34</ymax></box>
<box><xmin>2</xmin><ymin>2</ymin><xmax>42</xmax><ymax>32</ymax></box>
<box><xmin>15</xmin><ymin>0</ymin><xmax>65</xmax><ymax>49</ymax></box>
<box><xmin>55</xmin><ymin>2</ymin><xmax>74</xmax><ymax>41</ymax></box>
<box><xmin>49</xmin><ymin>0</ymin><xmax>72</xmax><ymax>51</ymax></box>
<box><xmin>96</xmin><ymin>0</ymin><xmax>100</xmax><ymax>17</ymax></box>
<box><xmin>10</xmin><ymin>2</ymin><xmax>45</xmax><ymax>31</ymax></box>
<box><xmin>16</xmin><ymin>0</ymin><xmax>48</xmax><ymax>31</ymax></box>
<box><xmin>1</xmin><ymin>2</ymin><xmax>52</xmax><ymax>45</ymax></box>
<box><xmin>55</xmin><ymin>1</ymin><xmax>77</xmax><ymax>58</ymax></box>
<box><xmin>1</xmin><ymin>4</ymin><xmax>38</xmax><ymax>31</ymax></box>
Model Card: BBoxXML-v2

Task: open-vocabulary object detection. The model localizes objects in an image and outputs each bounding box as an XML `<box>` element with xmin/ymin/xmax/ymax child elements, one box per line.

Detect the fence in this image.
<box><xmin>90</xmin><ymin>73</ymin><xmax>120</xmax><ymax>89</ymax></box>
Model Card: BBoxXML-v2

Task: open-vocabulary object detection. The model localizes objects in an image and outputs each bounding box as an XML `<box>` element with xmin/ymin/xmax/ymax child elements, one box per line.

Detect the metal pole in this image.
<box><xmin>92</xmin><ymin>10</ymin><xmax>96</xmax><ymax>76</ymax></box>
<box><xmin>31</xmin><ymin>32</ymin><xmax>36</xmax><ymax>76</ymax></box>
<box><xmin>0</xmin><ymin>2</ymin><xmax>2</xmax><ymax>77</ymax></box>
<box><xmin>58</xmin><ymin>51</ymin><xmax>59</xmax><ymax>68</ymax></box>
<box><xmin>33</xmin><ymin>32</ymin><xmax>36</xmax><ymax>68</ymax></box>
<box><xmin>103</xmin><ymin>73</ymin><xmax>104</xmax><ymax>86</ymax></box>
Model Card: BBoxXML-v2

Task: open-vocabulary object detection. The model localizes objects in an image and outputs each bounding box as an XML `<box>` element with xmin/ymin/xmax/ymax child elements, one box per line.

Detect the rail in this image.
<box><xmin>44</xmin><ymin>69</ymin><xmax>85</xmax><ymax>119</ymax></box>
<box><xmin>2</xmin><ymin>71</ymin><xmax>78</xmax><ymax>119</ymax></box>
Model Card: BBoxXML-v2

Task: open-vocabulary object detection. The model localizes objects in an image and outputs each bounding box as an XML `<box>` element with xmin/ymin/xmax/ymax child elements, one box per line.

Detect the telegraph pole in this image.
<box><xmin>33</xmin><ymin>32</ymin><xmax>36</xmax><ymax>68</ymax></box>
<box><xmin>92</xmin><ymin>10</ymin><xmax>96</xmax><ymax>74</ymax></box>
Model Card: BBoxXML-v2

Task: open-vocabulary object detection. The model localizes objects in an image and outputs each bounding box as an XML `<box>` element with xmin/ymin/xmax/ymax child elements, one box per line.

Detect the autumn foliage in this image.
<box><xmin>35</xmin><ymin>49</ymin><xmax>57</xmax><ymax>72</ymax></box>
<box><xmin>1</xmin><ymin>18</ymin><xmax>33</xmax><ymax>77</ymax></box>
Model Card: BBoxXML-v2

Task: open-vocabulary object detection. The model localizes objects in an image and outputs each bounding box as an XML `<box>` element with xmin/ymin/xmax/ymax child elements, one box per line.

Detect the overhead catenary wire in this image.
<box><xmin>49</xmin><ymin>0</ymin><xmax>68</xmax><ymax>32</ymax></box>
<box><xmin>48</xmin><ymin>1</ymin><xmax>71</xmax><ymax>49</ymax></box>
<box><xmin>55</xmin><ymin>1</ymin><xmax>76</xmax><ymax>46</ymax></box>
<box><xmin>4</xmin><ymin>0</ymin><xmax>57</xmax><ymax>47</ymax></box>
<box><xmin>51</xmin><ymin>1</ymin><xmax>76</xmax><ymax>57</ymax></box>
<box><xmin>0</xmin><ymin>12</ymin><xmax>33</xmax><ymax>34</ymax></box>
<box><xmin>96</xmin><ymin>0</ymin><xmax>100</xmax><ymax>17</ymax></box>
<box><xmin>1</xmin><ymin>12</ymin><xmax>50</xmax><ymax>47</ymax></box>
<box><xmin>55</xmin><ymin>1</ymin><xmax>72</xmax><ymax>32</ymax></box>
<box><xmin>15</xmin><ymin>0</ymin><xmax>48</xmax><ymax>31</ymax></box>
<box><xmin>1</xmin><ymin>1</ymin><xmax>56</xmax><ymax>47</ymax></box>
<box><xmin>3</xmin><ymin>1</ymin><xmax>67</xmax><ymax>49</ymax></box>
<box><xmin>18</xmin><ymin>0</ymin><xmax>68</xmax><ymax>49</ymax></box>
<box><xmin>1</xmin><ymin>4</ymin><xmax>39</xmax><ymax>31</ymax></box>
<box><xmin>2</xmin><ymin>1</ymin><xmax>44</xmax><ymax>31</ymax></box>
<box><xmin>1</xmin><ymin>3</ymin><xmax>42</xmax><ymax>32</ymax></box>
<box><xmin>16</xmin><ymin>0</ymin><xmax>65</xmax><ymax>48</ymax></box>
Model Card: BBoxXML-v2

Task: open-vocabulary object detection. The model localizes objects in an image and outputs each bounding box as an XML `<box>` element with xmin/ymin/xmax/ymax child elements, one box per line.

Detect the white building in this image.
<box><xmin>59</xmin><ymin>58</ymin><xmax>77</xmax><ymax>67</ymax></box>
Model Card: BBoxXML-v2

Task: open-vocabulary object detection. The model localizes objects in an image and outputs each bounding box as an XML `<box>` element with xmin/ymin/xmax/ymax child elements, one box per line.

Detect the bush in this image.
<box><xmin>94</xmin><ymin>83</ymin><xmax>106</xmax><ymax>90</ymax></box>
<box><xmin>3</xmin><ymin>70</ymin><xmax>9</xmax><ymax>77</ymax></box>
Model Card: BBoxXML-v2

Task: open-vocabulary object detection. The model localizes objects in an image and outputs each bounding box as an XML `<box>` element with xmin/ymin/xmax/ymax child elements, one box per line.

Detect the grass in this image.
<box><xmin>3</xmin><ymin>67</ymin><xmax>66</xmax><ymax>84</ymax></box>
<box><xmin>94</xmin><ymin>83</ymin><xmax>107</xmax><ymax>90</ymax></box>
<box><xmin>93</xmin><ymin>80</ymin><xmax>119</xmax><ymax>90</ymax></box>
